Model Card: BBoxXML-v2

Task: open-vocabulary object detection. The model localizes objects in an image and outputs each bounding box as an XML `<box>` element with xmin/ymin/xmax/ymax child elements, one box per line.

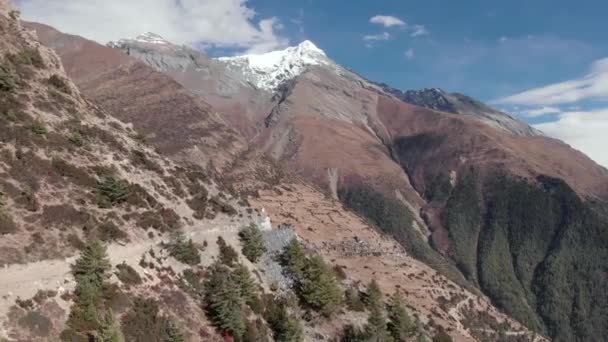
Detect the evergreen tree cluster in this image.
<box><xmin>202</xmin><ymin>237</ymin><xmax>267</xmax><ymax>341</ymax></box>
<box><xmin>264</xmin><ymin>296</ymin><xmax>304</xmax><ymax>342</ymax></box>
<box><xmin>96</xmin><ymin>176</ymin><xmax>129</xmax><ymax>208</ymax></box>
<box><xmin>61</xmin><ymin>240</ymin><xmax>123</xmax><ymax>342</ymax></box>
<box><xmin>121</xmin><ymin>297</ymin><xmax>185</xmax><ymax>342</ymax></box>
<box><xmin>342</xmin><ymin>280</ymin><xmax>418</xmax><ymax>342</ymax></box>
<box><xmin>61</xmin><ymin>241</ymin><xmax>185</xmax><ymax>342</ymax></box>
<box><xmin>281</xmin><ymin>239</ymin><xmax>343</xmax><ymax>316</ymax></box>
<box><xmin>166</xmin><ymin>232</ymin><xmax>201</xmax><ymax>265</ymax></box>
<box><xmin>239</xmin><ymin>223</ymin><xmax>267</xmax><ymax>262</ymax></box>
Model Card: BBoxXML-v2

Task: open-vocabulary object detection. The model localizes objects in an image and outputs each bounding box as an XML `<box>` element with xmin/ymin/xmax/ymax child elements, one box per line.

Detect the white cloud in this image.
<box><xmin>517</xmin><ymin>106</ymin><xmax>562</xmax><ymax>117</ymax></box>
<box><xmin>370</xmin><ymin>15</ymin><xmax>406</xmax><ymax>27</ymax></box>
<box><xmin>497</xmin><ymin>57</ymin><xmax>608</xmax><ymax>106</ymax></box>
<box><xmin>363</xmin><ymin>32</ymin><xmax>391</xmax><ymax>41</ymax></box>
<box><xmin>535</xmin><ymin>108</ymin><xmax>608</xmax><ymax>168</ymax></box>
<box><xmin>17</xmin><ymin>0</ymin><xmax>289</xmax><ymax>53</ymax></box>
<box><xmin>404</xmin><ymin>48</ymin><xmax>415</xmax><ymax>59</ymax></box>
<box><xmin>410</xmin><ymin>24</ymin><xmax>428</xmax><ymax>37</ymax></box>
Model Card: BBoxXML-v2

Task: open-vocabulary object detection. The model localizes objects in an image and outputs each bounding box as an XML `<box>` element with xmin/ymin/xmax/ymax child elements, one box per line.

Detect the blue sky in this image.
<box><xmin>240</xmin><ymin>0</ymin><xmax>606</xmax><ymax>102</ymax></box>
<box><xmin>17</xmin><ymin>0</ymin><xmax>608</xmax><ymax>167</ymax></box>
<box><xmin>244</xmin><ymin>0</ymin><xmax>608</xmax><ymax>166</ymax></box>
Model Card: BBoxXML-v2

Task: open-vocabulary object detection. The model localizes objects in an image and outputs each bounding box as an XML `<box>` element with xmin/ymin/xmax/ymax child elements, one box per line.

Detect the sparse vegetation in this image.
<box><xmin>9</xmin><ymin>48</ymin><xmax>45</xmax><ymax>68</ymax></box>
<box><xmin>115</xmin><ymin>262</ymin><xmax>142</xmax><ymax>287</ymax></box>
<box><xmin>0</xmin><ymin>64</ymin><xmax>16</xmax><ymax>92</ymax></box>
<box><xmin>30</xmin><ymin>120</ymin><xmax>47</xmax><ymax>135</ymax></box>
<box><xmin>209</xmin><ymin>196</ymin><xmax>237</xmax><ymax>216</ymax></box>
<box><xmin>96</xmin><ymin>176</ymin><xmax>129</xmax><ymax>208</ymax></box>
<box><xmin>0</xmin><ymin>202</ymin><xmax>17</xmax><ymax>235</ymax></box>
<box><xmin>18</xmin><ymin>310</ymin><xmax>52</xmax><ymax>337</ymax></box>
<box><xmin>239</xmin><ymin>223</ymin><xmax>267</xmax><ymax>262</ymax></box>
<box><xmin>432</xmin><ymin>328</ymin><xmax>453</xmax><ymax>342</ymax></box>
<box><xmin>47</xmin><ymin>74</ymin><xmax>71</xmax><ymax>94</ymax></box>
<box><xmin>68</xmin><ymin>131</ymin><xmax>84</xmax><ymax>146</ymax></box>
<box><xmin>121</xmin><ymin>297</ymin><xmax>184</xmax><ymax>342</ymax></box>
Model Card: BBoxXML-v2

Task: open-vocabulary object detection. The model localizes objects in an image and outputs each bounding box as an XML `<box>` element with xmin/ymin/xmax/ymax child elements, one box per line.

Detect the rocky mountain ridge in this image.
<box><xmin>377</xmin><ymin>85</ymin><xmax>541</xmax><ymax>137</ymax></box>
<box><xmin>216</xmin><ymin>40</ymin><xmax>336</xmax><ymax>91</ymax></box>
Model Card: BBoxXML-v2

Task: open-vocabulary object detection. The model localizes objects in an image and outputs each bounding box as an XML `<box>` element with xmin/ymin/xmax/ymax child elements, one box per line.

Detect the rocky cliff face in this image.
<box><xmin>378</xmin><ymin>85</ymin><xmax>541</xmax><ymax>136</ymax></box>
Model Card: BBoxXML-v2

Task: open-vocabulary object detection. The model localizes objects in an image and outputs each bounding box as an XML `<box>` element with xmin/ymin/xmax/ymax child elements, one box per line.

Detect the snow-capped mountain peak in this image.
<box><xmin>216</xmin><ymin>40</ymin><xmax>334</xmax><ymax>91</ymax></box>
<box><xmin>134</xmin><ymin>32</ymin><xmax>170</xmax><ymax>45</ymax></box>
<box><xmin>107</xmin><ymin>32</ymin><xmax>171</xmax><ymax>49</ymax></box>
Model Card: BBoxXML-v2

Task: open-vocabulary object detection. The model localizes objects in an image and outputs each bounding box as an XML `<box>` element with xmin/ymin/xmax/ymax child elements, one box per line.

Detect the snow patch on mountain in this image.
<box><xmin>134</xmin><ymin>32</ymin><xmax>170</xmax><ymax>45</ymax></box>
<box><xmin>216</xmin><ymin>40</ymin><xmax>335</xmax><ymax>91</ymax></box>
<box><xmin>107</xmin><ymin>32</ymin><xmax>171</xmax><ymax>49</ymax></box>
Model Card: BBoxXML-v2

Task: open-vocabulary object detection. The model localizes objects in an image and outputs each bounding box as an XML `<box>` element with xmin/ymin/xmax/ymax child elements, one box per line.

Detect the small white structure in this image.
<box><xmin>258</xmin><ymin>208</ymin><xmax>273</xmax><ymax>231</ymax></box>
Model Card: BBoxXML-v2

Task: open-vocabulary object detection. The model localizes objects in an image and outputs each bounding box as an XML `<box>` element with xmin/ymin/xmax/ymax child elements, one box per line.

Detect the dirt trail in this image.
<box><xmin>0</xmin><ymin>214</ymin><xmax>251</xmax><ymax>320</ymax></box>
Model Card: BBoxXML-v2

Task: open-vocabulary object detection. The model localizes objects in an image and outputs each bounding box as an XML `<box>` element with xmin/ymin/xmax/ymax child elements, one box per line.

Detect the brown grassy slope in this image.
<box><xmin>250</xmin><ymin>182</ymin><xmax>546</xmax><ymax>342</ymax></box>
<box><xmin>376</xmin><ymin>95</ymin><xmax>608</xmax><ymax>200</ymax></box>
<box><xmin>0</xmin><ymin>5</ymin><xmax>255</xmax><ymax>341</ymax></box>
<box><xmin>25</xmin><ymin>22</ymin><xmax>248</xmax><ymax>171</ymax></box>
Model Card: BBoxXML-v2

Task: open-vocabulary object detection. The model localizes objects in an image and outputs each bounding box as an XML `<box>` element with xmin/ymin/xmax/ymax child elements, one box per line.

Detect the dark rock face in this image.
<box><xmin>378</xmin><ymin>85</ymin><xmax>540</xmax><ymax>137</ymax></box>
<box><xmin>394</xmin><ymin>88</ymin><xmax>456</xmax><ymax>113</ymax></box>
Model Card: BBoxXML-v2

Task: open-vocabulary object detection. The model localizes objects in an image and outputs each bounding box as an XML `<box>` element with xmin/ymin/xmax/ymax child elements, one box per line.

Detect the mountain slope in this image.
<box><xmin>0</xmin><ymin>6</ymin><xmax>264</xmax><ymax>340</ymax></box>
<box><xmin>116</xmin><ymin>38</ymin><xmax>608</xmax><ymax>340</ymax></box>
<box><xmin>106</xmin><ymin>32</ymin><xmax>275</xmax><ymax>138</ymax></box>
<box><xmin>1</xmin><ymin>14</ymin><xmax>550</xmax><ymax>342</ymax></box>
<box><xmin>25</xmin><ymin>22</ymin><xmax>247</xmax><ymax>169</ymax></box>
<box><xmin>26</xmin><ymin>21</ymin><xmax>608</xmax><ymax>341</ymax></box>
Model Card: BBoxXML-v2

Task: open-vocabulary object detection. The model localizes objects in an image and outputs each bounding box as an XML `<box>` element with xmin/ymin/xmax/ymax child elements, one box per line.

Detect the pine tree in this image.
<box><xmin>341</xmin><ymin>324</ymin><xmax>366</xmax><ymax>342</ymax></box>
<box><xmin>281</xmin><ymin>239</ymin><xmax>307</xmax><ymax>279</ymax></box>
<box><xmin>204</xmin><ymin>263</ymin><xmax>245</xmax><ymax>338</ymax></box>
<box><xmin>265</xmin><ymin>298</ymin><xmax>304</xmax><ymax>342</ymax></box>
<box><xmin>233</xmin><ymin>263</ymin><xmax>261</xmax><ymax>311</ymax></box>
<box><xmin>345</xmin><ymin>287</ymin><xmax>365</xmax><ymax>312</ymax></box>
<box><xmin>97</xmin><ymin>176</ymin><xmax>129</xmax><ymax>207</ymax></box>
<box><xmin>243</xmin><ymin>319</ymin><xmax>269</xmax><ymax>342</ymax></box>
<box><xmin>299</xmin><ymin>255</ymin><xmax>342</xmax><ymax>316</ymax></box>
<box><xmin>362</xmin><ymin>279</ymin><xmax>393</xmax><ymax>342</ymax></box>
<box><xmin>72</xmin><ymin>240</ymin><xmax>111</xmax><ymax>289</ymax></box>
<box><xmin>167</xmin><ymin>232</ymin><xmax>200</xmax><ymax>265</ymax></box>
<box><xmin>99</xmin><ymin>310</ymin><xmax>125</xmax><ymax>342</ymax></box>
<box><xmin>217</xmin><ymin>236</ymin><xmax>238</xmax><ymax>266</ymax></box>
<box><xmin>239</xmin><ymin>223</ymin><xmax>267</xmax><ymax>262</ymax></box>
<box><xmin>364</xmin><ymin>303</ymin><xmax>393</xmax><ymax>342</ymax></box>
<box><xmin>365</xmin><ymin>279</ymin><xmax>383</xmax><ymax>309</ymax></box>
<box><xmin>65</xmin><ymin>241</ymin><xmax>120</xmax><ymax>339</ymax></box>
<box><xmin>387</xmin><ymin>292</ymin><xmax>415</xmax><ymax>341</ymax></box>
